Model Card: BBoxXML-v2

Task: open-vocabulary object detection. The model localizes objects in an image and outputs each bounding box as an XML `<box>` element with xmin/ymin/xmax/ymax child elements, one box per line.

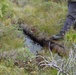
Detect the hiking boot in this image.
<box><xmin>50</xmin><ymin>32</ymin><xmax>65</xmax><ymax>40</ymax></box>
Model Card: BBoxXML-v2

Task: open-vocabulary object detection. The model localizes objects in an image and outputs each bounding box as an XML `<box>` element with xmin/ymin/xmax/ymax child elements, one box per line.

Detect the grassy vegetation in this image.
<box><xmin>13</xmin><ymin>0</ymin><xmax>67</xmax><ymax>36</ymax></box>
<box><xmin>0</xmin><ymin>0</ymin><xmax>76</xmax><ymax>75</ymax></box>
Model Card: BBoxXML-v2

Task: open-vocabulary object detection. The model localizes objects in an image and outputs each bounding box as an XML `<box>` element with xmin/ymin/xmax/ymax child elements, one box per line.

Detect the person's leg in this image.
<box><xmin>51</xmin><ymin>2</ymin><xmax>76</xmax><ymax>40</ymax></box>
<box><xmin>60</xmin><ymin>2</ymin><xmax>76</xmax><ymax>34</ymax></box>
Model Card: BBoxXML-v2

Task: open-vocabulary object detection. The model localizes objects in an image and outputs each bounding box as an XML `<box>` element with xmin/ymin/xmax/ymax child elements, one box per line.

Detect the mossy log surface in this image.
<box><xmin>20</xmin><ymin>24</ymin><xmax>68</xmax><ymax>57</ymax></box>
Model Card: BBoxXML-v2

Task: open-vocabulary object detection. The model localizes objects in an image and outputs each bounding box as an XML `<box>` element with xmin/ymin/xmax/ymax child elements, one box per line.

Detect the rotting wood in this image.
<box><xmin>20</xmin><ymin>24</ymin><xmax>68</xmax><ymax>57</ymax></box>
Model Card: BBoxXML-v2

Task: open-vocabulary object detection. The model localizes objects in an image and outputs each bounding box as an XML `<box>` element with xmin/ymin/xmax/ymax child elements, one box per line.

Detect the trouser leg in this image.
<box><xmin>60</xmin><ymin>2</ymin><xmax>76</xmax><ymax>34</ymax></box>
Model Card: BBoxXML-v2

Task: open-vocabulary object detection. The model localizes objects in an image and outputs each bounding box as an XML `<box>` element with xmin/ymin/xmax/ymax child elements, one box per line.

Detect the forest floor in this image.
<box><xmin>0</xmin><ymin>0</ymin><xmax>76</xmax><ymax>75</ymax></box>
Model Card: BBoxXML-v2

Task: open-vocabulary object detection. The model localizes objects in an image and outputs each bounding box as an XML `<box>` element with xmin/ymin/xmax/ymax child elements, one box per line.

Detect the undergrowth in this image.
<box><xmin>12</xmin><ymin>0</ymin><xmax>67</xmax><ymax>36</ymax></box>
<box><xmin>0</xmin><ymin>0</ymin><xmax>76</xmax><ymax>75</ymax></box>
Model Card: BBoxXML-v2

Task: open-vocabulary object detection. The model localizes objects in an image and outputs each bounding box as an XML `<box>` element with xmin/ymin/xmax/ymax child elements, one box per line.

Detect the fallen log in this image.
<box><xmin>20</xmin><ymin>24</ymin><xmax>68</xmax><ymax>57</ymax></box>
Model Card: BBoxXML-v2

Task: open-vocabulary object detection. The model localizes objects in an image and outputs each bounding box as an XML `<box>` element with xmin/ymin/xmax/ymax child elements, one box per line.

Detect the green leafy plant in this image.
<box><xmin>0</xmin><ymin>0</ymin><xmax>9</xmax><ymax>18</ymax></box>
<box><xmin>65</xmin><ymin>29</ymin><xmax>76</xmax><ymax>44</ymax></box>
